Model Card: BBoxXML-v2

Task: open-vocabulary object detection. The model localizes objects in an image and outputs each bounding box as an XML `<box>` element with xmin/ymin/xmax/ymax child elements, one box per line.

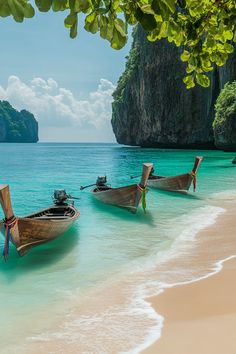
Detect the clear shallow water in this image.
<box><xmin>0</xmin><ymin>143</ymin><xmax>236</xmax><ymax>352</ymax></box>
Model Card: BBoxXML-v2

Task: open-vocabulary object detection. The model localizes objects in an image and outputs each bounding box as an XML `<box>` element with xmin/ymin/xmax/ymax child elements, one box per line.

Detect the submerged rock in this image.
<box><xmin>0</xmin><ymin>101</ymin><xmax>38</xmax><ymax>143</ymax></box>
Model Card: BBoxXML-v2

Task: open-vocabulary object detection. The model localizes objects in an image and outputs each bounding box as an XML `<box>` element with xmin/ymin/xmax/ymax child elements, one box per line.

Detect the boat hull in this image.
<box><xmin>92</xmin><ymin>184</ymin><xmax>142</xmax><ymax>213</ymax></box>
<box><xmin>148</xmin><ymin>156</ymin><xmax>203</xmax><ymax>193</ymax></box>
<box><xmin>92</xmin><ymin>162</ymin><xmax>153</xmax><ymax>213</ymax></box>
<box><xmin>0</xmin><ymin>205</ymin><xmax>80</xmax><ymax>256</ymax></box>
<box><xmin>147</xmin><ymin>173</ymin><xmax>193</xmax><ymax>192</ymax></box>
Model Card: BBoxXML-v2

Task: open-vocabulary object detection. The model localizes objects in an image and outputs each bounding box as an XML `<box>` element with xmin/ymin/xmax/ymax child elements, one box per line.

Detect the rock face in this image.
<box><xmin>0</xmin><ymin>101</ymin><xmax>38</xmax><ymax>143</ymax></box>
<box><xmin>112</xmin><ymin>26</ymin><xmax>236</xmax><ymax>149</ymax></box>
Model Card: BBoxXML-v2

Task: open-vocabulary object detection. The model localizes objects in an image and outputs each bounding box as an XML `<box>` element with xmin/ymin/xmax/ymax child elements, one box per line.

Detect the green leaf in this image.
<box><xmin>200</xmin><ymin>55</ymin><xmax>213</xmax><ymax>72</ymax></box>
<box><xmin>64</xmin><ymin>12</ymin><xmax>77</xmax><ymax>28</ymax></box>
<box><xmin>135</xmin><ymin>7</ymin><xmax>158</xmax><ymax>31</ymax></box>
<box><xmin>100</xmin><ymin>16</ymin><xmax>113</xmax><ymax>41</ymax></box>
<box><xmin>212</xmin><ymin>52</ymin><xmax>228</xmax><ymax>66</ymax></box>
<box><xmin>125</xmin><ymin>11</ymin><xmax>138</xmax><ymax>25</ymax></box>
<box><xmin>205</xmin><ymin>36</ymin><xmax>216</xmax><ymax>50</ymax></box>
<box><xmin>152</xmin><ymin>0</ymin><xmax>170</xmax><ymax>21</ymax></box>
<box><xmin>180</xmin><ymin>50</ymin><xmax>190</xmax><ymax>62</ymax></box>
<box><xmin>111</xmin><ymin>25</ymin><xmax>127</xmax><ymax>50</ymax></box>
<box><xmin>0</xmin><ymin>3</ymin><xmax>11</xmax><ymax>17</ymax></box>
<box><xmin>161</xmin><ymin>0</ymin><xmax>176</xmax><ymax>14</ymax></box>
<box><xmin>183</xmin><ymin>75</ymin><xmax>195</xmax><ymax>89</ymax></box>
<box><xmin>75</xmin><ymin>0</ymin><xmax>91</xmax><ymax>13</ymax></box>
<box><xmin>70</xmin><ymin>16</ymin><xmax>78</xmax><ymax>38</ymax></box>
<box><xmin>223</xmin><ymin>29</ymin><xmax>233</xmax><ymax>41</ymax></box>
<box><xmin>233</xmin><ymin>30</ymin><xmax>236</xmax><ymax>43</ymax></box>
<box><xmin>111</xmin><ymin>0</ymin><xmax>121</xmax><ymax>11</ymax></box>
<box><xmin>209</xmin><ymin>15</ymin><xmax>218</xmax><ymax>27</ymax></box>
<box><xmin>168</xmin><ymin>19</ymin><xmax>180</xmax><ymax>35</ymax></box>
<box><xmin>224</xmin><ymin>43</ymin><xmax>234</xmax><ymax>54</ymax></box>
<box><xmin>196</xmin><ymin>73</ymin><xmax>210</xmax><ymax>87</ymax></box>
<box><xmin>23</xmin><ymin>4</ymin><xmax>35</xmax><ymax>18</ymax></box>
<box><xmin>8</xmin><ymin>0</ymin><xmax>24</xmax><ymax>22</ymax></box>
<box><xmin>147</xmin><ymin>22</ymin><xmax>162</xmax><ymax>41</ymax></box>
<box><xmin>159</xmin><ymin>21</ymin><xmax>168</xmax><ymax>37</ymax></box>
<box><xmin>186</xmin><ymin>64</ymin><xmax>195</xmax><ymax>74</ymax></box>
<box><xmin>84</xmin><ymin>12</ymin><xmax>99</xmax><ymax>34</ymax></box>
<box><xmin>141</xmin><ymin>4</ymin><xmax>155</xmax><ymax>15</ymax></box>
<box><xmin>35</xmin><ymin>0</ymin><xmax>53</xmax><ymax>12</ymax></box>
<box><xmin>114</xmin><ymin>18</ymin><xmax>126</xmax><ymax>38</ymax></box>
<box><xmin>52</xmin><ymin>0</ymin><xmax>67</xmax><ymax>12</ymax></box>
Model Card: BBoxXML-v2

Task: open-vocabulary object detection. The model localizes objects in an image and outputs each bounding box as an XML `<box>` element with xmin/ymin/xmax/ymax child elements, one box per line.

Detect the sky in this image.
<box><xmin>0</xmin><ymin>10</ymin><xmax>131</xmax><ymax>142</ymax></box>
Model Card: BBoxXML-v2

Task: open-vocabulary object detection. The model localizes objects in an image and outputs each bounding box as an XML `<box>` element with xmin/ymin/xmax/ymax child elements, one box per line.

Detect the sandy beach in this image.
<box><xmin>143</xmin><ymin>198</ymin><xmax>236</xmax><ymax>354</ymax></box>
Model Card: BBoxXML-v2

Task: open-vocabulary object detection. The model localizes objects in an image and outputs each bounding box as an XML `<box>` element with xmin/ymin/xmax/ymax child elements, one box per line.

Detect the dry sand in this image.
<box><xmin>143</xmin><ymin>199</ymin><xmax>236</xmax><ymax>354</ymax></box>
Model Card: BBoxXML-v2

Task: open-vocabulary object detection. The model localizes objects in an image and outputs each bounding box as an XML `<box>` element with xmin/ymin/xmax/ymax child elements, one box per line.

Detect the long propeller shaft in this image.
<box><xmin>80</xmin><ymin>183</ymin><xmax>96</xmax><ymax>190</ymax></box>
<box><xmin>130</xmin><ymin>175</ymin><xmax>141</xmax><ymax>180</ymax></box>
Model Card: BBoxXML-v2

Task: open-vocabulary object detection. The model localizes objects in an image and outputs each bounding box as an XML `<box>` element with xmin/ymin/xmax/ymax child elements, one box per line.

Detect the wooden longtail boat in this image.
<box><xmin>147</xmin><ymin>156</ymin><xmax>203</xmax><ymax>193</ymax></box>
<box><xmin>81</xmin><ymin>163</ymin><xmax>153</xmax><ymax>213</ymax></box>
<box><xmin>0</xmin><ymin>186</ymin><xmax>80</xmax><ymax>258</ymax></box>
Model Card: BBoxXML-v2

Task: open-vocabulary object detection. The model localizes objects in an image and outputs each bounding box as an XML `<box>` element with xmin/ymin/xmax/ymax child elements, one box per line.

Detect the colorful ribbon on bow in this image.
<box><xmin>189</xmin><ymin>171</ymin><xmax>197</xmax><ymax>192</ymax></box>
<box><xmin>137</xmin><ymin>184</ymin><xmax>147</xmax><ymax>212</ymax></box>
<box><xmin>2</xmin><ymin>217</ymin><xmax>18</xmax><ymax>261</ymax></box>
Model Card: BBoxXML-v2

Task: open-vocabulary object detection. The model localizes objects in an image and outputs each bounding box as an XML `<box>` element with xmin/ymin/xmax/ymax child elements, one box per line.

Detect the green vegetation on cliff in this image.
<box><xmin>0</xmin><ymin>101</ymin><xmax>38</xmax><ymax>143</ymax></box>
<box><xmin>113</xmin><ymin>28</ymin><xmax>140</xmax><ymax>103</ymax></box>
<box><xmin>213</xmin><ymin>81</ymin><xmax>236</xmax><ymax>150</ymax></box>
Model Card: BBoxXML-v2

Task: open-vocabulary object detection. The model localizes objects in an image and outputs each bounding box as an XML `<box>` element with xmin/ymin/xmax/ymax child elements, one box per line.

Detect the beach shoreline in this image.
<box><xmin>142</xmin><ymin>197</ymin><xmax>236</xmax><ymax>354</ymax></box>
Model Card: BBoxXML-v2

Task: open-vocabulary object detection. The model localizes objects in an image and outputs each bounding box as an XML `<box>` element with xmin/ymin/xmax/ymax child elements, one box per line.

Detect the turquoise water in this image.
<box><xmin>0</xmin><ymin>143</ymin><xmax>236</xmax><ymax>352</ymax></box>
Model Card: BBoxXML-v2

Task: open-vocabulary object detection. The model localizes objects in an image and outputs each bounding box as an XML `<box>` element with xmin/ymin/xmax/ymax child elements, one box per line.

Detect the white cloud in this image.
<box><xmin>0</xmin><ymin>76</ymin><xmax>116</xmax><ymax>141</ymax></box>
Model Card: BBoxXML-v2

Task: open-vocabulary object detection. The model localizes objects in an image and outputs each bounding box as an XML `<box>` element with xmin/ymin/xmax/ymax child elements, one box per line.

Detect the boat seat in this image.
<box><xmin>34</xmin><ymin>216</ymin><xmax>69</xmax><ymax>219</ymax></box>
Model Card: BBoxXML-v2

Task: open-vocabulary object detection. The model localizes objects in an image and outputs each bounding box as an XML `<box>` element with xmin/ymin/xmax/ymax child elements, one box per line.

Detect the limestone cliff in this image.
<box><xmin>111</xmin><ymin>26</ymin><xmax>236</xmax><ymax>149</ymax></box>
<box><xmin>0</xmin><ymin>101</ymin><xmax>38</xmax><ymax>143</ymax></box>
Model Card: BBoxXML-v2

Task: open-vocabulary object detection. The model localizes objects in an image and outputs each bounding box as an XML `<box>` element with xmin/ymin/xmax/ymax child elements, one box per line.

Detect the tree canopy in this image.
<box><xmin>1</xmin><ymin>0</ymin><xmax>236</xmax><ymax>88</ymax></box>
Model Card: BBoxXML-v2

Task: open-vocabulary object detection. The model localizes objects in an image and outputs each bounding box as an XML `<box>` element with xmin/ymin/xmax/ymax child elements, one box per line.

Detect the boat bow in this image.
<box><xmin>189</xmin><ymin>156</ymin><xmax>203</xmax><ymax>192</ymax></box>
<box><xmin>136</xmin><ymin>163</ymin><xmax>153</xmax><ymax>212</ymax></box>
<box><xmin>0</xmin><ymin>185</ymin><xmax>20</xmax><ymax>259</ymax></box>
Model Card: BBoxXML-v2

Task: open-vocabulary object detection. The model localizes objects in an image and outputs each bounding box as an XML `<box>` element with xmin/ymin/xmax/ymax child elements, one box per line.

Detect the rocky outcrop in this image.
<box><xmin>0</xmin><ymin>101</ymin><xmax>38</xmax><ymax>143</ymax></box>
<box><xmin>112</xmin><ymin>26</ymin><xmax>236</xmax><ymax>149</ymax></box>
<box><xmin>213</xmin><ymin>81</ymin><xmax>236</xmax><ymax>151</ymax></box>
<box><xmin>214</xmin><ymin>123</ymin><xmax>236</xmax><ymax>151</ymax></box>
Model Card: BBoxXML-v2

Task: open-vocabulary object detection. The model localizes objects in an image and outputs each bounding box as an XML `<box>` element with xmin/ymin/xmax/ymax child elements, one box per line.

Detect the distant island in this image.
<box><xmin>0</xmin><ymin>100</ymin><xmax>38</xmax><ymax>143</ymax></box>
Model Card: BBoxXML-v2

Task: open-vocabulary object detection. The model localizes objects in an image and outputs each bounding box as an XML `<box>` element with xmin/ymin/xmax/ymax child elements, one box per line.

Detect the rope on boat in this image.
<box><xmin>137</xmin><ymin>184</ymin><xmax>147</xmax><ymax>213</ymax></box>
<box><xmin>189</xmin><ymin>171</ymin><xmax>197</xmax><ymax>192</ymax></box>
<box><xmin>2</xmin><ymin>217</ymin><xmax>18</xmax><ymax>261</ymax></box>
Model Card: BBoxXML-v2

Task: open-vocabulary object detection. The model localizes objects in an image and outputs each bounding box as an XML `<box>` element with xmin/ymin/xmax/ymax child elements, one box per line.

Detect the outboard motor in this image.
<box><xmin>53</xmin><ymin>189</ymin><xmax>69</xmax><ymax>205</ymax></box>
<box><xmin>96</xmin><ymin>176</ymin><xmax>107</xmax><ymax>186</ymax></box>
